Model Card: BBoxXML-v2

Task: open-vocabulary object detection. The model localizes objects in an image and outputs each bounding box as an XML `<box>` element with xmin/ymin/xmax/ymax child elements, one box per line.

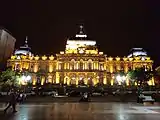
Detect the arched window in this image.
<box><xmin>80</xmin><ymin>59</ymin><xmax>84</xmax><ymax>70</ymax></box>
<box><xmin>88</xmin><ymin>59</ymin><xmax>92</xmax><ymax>70</ymax></box>
<box><xmin>70</xmin><ymin>59</ymin><xmax>75</xmax><ymax>70</ymax></box>
<box><xmin>100</xmin><ymin>64</ymin><xmax>104</xmax><ymax>70</ymax></box>
<box><xmin>61</xmin><ymin>63</ymin><xmax>64</xmax><ymax>70</ymax></box>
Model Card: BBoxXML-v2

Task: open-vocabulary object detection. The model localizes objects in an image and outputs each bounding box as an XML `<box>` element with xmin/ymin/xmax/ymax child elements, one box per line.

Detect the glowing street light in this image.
<box><xmin>26</xmin><ymin>75</ymin><xmax>31</xmax><ymax>81</ymax></box>
<box><xmin>122</xmin><ymin>76</ymin><xmax>126</xmax><ymax>81</ymax></box>
<box><xmin>20</xmin><ymin>75</ymin><xmax>32</xmax><ymax>85</ymax></box>
<box><xmin>116</xmin><ymin>75</ymin><xmax>121</xmax><ymax>82</ymax></box>
<box><xmin>116</xmin><ymin>75</ymin><xmax>126</xmax><ymax>85</ymax></box>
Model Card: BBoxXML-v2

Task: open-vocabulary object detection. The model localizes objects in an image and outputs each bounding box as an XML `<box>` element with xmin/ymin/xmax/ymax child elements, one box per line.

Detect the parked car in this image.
<box><xmin>42</xmin><ymin>91</ymin><xmax>58</xmax><ymax>97</ymax></box>
<box><xmin>142</xmin><ymin>91</ymin><xmax>159</xmax><ymax>95</ymax></box>
<box><xmin>67</xmin><ymin>90</ymin><xmax>81</xmax><ymax>97</ymax></box>
<box><xmin>0</xmin><ymin>92</ymin><xmax>11</xmax><ymax>96</ymax></box>
<box><xmin>112</xmin><ymin>89</ymin><xmax>128</xmax><ymax>95</ymax></box>
<box><xmin>138</xmin><ymin>94</ymin><xmax>155</xmax><ymax>104</ymax></box>
<box><xmin>112</xmin><ymin>89</ymin><xmax>120</xmax><ymax>95</ymax></box>
<box><xmin>25</xmin><ymin>91</ymin><xmax>36</xmax><ymax>96</ymax></box>
<box><xmin>92</xmin><ymin>92</ymin><xmax>104</xmax><ymax>96</ymax></box>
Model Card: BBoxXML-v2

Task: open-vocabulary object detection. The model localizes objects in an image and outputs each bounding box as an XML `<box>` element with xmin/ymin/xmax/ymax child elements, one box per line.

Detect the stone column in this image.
<box><xmin>33</xmin><ymin>63</ymin><xmax>38</xmax><ymax>73</ymax></box>
<box><xmin>85</xmin><ymin>62</ymin><xmax>87</xmax><ymax>70</ymax></box>
<box><xmin>56</xmin><ymin>72</ymin><xmax>60</xmax><ymax>84</ymax></box>
<box><xmin>32</xmin><ymin>75</ymin><xmax>36</xmax><ymax>85</ymax></box>
<box><xmin>49</xmin><ymin>64</ymin><xmax>53</xmax><ymax>73</ymax></box>
<box><xmin>116</xmin><ymin>63</ymin><xmax>121</xmax><ymax>71</ymax></box>
<box><xmin>67</xmin><ymin>77</ymin><xmax>70</xmax><ymax>85</ymax></box>
<box><xmin>124</xmin><ymin>64</ymin><xmax>128</xmax><ymax>73</ymax></box>
<box><xmin>109</xmin><ymin>64</ymin><xmax>113</xmax><ymax>73</ymax></box>
<box><xmin>56</xmin><ymin>62</ymin><xmax>59</xmax><ymax>70</ymax></box>
<box><xmin>103</xmin><ymin>75</ymin><xmax>107</xmax><ymax>85</ymax></box>
<box><xmin>41</xmin><ymin>76</ymin><xmax>45</xmax><ymax>85</ymax></box>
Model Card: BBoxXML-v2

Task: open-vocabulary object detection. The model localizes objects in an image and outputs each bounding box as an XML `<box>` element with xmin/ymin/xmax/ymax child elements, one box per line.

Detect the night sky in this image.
<box><xmin>0</xmin><ymin>1</ymin><xmax>160</xmax><ymax>67</ymax></box>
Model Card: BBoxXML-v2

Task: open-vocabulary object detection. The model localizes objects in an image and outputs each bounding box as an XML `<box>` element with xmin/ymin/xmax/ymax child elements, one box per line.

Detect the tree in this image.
<box><xmin>127</xmin><ymin>68</ymin><xmax>153</xmax><ymax>87</ymax></box>
<box><xmin>115</xmin><ymin>70</ymin><xmax>126</xmax><ymax>76</ymax></box>
<box><xmin>154</xmin><ymin>67</ymin><xmax>160</xmax><ymax>86</ymax></box>
<box><xmin>0</xmin><ymin>68</ymin><xmax>19</xmax><ymax>89</ymax></box>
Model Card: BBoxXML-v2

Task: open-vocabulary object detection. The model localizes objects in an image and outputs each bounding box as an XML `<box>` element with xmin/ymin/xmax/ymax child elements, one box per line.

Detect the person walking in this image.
<box><xmin>4</xmin><ymin>91</ymin><xmax>18</xmax><ymax>113</ymax></box>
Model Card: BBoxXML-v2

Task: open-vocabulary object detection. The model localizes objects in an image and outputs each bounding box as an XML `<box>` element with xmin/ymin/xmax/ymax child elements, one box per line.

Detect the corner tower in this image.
<box><xmin>14</xmin><ymin>36</ymin><xmax>33</xmax><ymax>57</ymax></box>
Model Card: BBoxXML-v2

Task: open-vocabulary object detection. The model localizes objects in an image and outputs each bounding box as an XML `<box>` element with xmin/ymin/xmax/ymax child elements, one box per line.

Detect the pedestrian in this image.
<box><xmin>4</xmin><ymin>90</ymin><xmax>17</xmax><ymax>113</ymax></box>
<box><xmin>18</xmin><ymin>92</ymin><xmax>23</xmax><ymax>104</ymax></box>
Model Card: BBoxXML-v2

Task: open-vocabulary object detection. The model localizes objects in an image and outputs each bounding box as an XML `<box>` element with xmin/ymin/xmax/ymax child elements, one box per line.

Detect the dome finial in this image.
<box><xmin>24</xmin><ymin>36</ymin><xmax>28</xmax><ymax>47</ymax></box>
<box><xmin>79</xmin><ymin>25</ymin><xmax>84</xmax><ymax>34</ymax></box>
<box><xmin>25</xmin><ymin>36</ymin><xmax>28</xmax><ymax>43</ymax></box>
<box><xmin>75</xmin><ymin>24</ymin><xmax>87</xmax><ymax>38</ymax></box>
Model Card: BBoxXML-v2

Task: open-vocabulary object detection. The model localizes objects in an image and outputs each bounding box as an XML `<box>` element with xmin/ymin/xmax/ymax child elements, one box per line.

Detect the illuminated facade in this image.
<box><xmin>7</xmin><ymin>26</ymin><xmax>154</xmax><ymax>86</ymax></box>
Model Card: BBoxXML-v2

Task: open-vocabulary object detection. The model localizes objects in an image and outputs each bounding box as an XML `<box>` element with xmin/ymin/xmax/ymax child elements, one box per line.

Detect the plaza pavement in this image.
<box><xmin>0</xmin><ymin>102</ymin><xmax>160</xmax><ymax>120</ymax></box>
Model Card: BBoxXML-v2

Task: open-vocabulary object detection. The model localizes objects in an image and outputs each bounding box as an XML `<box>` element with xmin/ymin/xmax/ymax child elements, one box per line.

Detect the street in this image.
<box><xmin>0</xmin><ymin>102</ymin><xmax>160</xmax><ymax>120</ymax></box>
<box><xmin>0</xmin><ymin>95</ymin><xmax>137</xmax><ymax>103</ymax></box>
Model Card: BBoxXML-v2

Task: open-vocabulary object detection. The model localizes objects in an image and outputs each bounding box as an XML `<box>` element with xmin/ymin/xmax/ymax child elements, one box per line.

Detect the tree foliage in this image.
<box><xmin>152</xmin><ymin>69</ymin><xmax>160</xmax><ymax>85</ymax></box>
<box><xmin>0</xmin><ymin>68</ymin><xmax>18</xmax><ymax>86</ymax></box>
<box><xmin>115</xmin><ymin>70</ymin><xmax>126</xmax><ymax>76</ymax></box>
<box><xmin>127</xmin><ymin>67</ymin><xmax>153</xmax><ymax>86</ymax></box>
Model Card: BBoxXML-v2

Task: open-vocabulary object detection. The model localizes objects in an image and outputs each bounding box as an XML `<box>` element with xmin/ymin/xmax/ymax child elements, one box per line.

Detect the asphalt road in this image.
<box><xmin>0</xmin><ymin>95</ymin><xmax>137</xmax><ymax>103</ymax></box>
<box><xmin>0</xmin><ymin>102</ymin><xmax>160</xmax><ymax>120</ymax></box>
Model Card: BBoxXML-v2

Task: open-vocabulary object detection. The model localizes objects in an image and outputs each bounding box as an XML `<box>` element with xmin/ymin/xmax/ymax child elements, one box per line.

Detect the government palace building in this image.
<box><xmin>7</xmin><ymin>26</ymin><xmax>154</xmax><ymax>86</ymax></box>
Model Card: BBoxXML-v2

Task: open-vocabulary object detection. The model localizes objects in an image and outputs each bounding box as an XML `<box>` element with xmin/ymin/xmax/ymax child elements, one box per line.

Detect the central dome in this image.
<box><xmin>14</xmin><ymin>36</ymin><xmax>33</xmax><ymax>56</ymax></box>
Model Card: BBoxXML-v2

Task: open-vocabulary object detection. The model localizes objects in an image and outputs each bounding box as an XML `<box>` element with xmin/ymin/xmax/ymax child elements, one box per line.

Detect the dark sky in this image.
<box><xmin>1</xmin><ymin>1</ymin><xmax>160</xmax><ymax>67</ymax></box>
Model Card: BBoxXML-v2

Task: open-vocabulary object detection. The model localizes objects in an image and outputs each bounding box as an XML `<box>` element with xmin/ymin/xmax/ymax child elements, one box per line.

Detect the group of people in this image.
<box><xmin>4</xmin><ymin>90</ymin><xmax>26</xmax><ymax>113</ymax></box>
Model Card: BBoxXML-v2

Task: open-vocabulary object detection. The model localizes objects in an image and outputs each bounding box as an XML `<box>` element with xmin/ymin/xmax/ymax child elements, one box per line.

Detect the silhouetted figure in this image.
<box><xmin>4</xmin><ymin>91</ymin><xmax>17</xmax><ymax>113</ymax></box>
<box><xmin>79</xmin><ymin>92</ymin><xmax>89</xmax><ymax>102</ymax></box>
<box><xmin>17</xmin><ymin>92</ymin><xmax>24</xmax><ymax>104</ymax></box>
<box><xmin>137</xmin><ymin>87</ymin><xmax>143</xmax><ymax>103</ymax></box>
